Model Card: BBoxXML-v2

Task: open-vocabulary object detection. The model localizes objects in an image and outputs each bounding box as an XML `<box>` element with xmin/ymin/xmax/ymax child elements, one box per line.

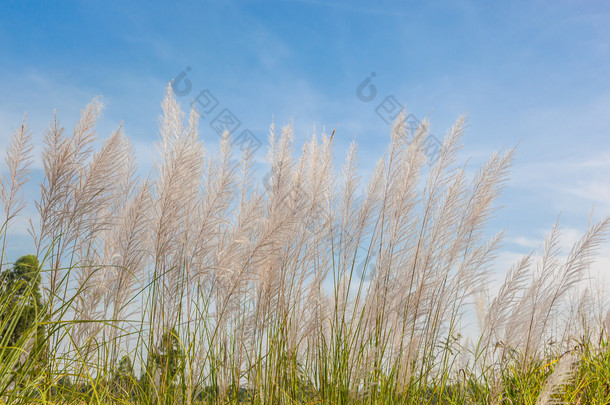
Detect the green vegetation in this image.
<box><xmin>1</xmin><ymin>255</ymin><xmax>44</xmax><ymax>348</ymax></box>
<box><xmin>0</xmin><ymin>88</ymin><xmax>609</xmax><ymax>404</ymax></box>
<box><xmin>0</xmin><ymin>254</ymin><xmax>47</xmax><ymax>393</ymax></box>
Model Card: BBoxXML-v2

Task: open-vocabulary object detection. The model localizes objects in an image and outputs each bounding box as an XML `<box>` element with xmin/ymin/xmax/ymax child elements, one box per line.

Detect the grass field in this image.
<box><xmin>1</xmin><ymin>87</ymin><xmax>609</xmax><ymax>404</ymax></box>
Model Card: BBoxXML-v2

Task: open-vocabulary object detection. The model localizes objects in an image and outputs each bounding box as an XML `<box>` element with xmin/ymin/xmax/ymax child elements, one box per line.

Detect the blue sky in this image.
<box><xmin>1</xmin><ymin>0</ymin><xmax>610</xmax><ymax>280</ymax></box>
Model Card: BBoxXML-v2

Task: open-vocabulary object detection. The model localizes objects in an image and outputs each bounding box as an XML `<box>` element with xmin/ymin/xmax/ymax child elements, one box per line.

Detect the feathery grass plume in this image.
<box><xmin>480</xmin><ymin>252</ymin><xmax>533</xmax><ymax>359</ymax></box>
<box><xmin>145</xmin><ymin>87</ymin><xmax>207</xmax><ymax>402</ymax></box>
<box><xmin>151</xmin><ymin>85</ymin><xmax>205</xmax><ymax>333</ymax></box>
<box><xmin>0</xmin><ymin>115</ymin><xmax>33</xmax><ymax>222</ymax></box>
<box><xmin>0</xmin><ymin>115</ymin><xmax>33</xmax><ymax>272</ymax></box>
<box><xmin>190</xmin><ymin>130</ymin><xmax>237</xmax><ymax>290</ymax></box>
<box><xmin>35</xmin><ymin>99</ymin><xmax>103</xmax><ymax>314</ymax></box>
<box><xmin>36</xmin><ymin>100</ymin><xmax>103</xmax><ymax>253</ymax></box>
<box><xmin>558</xmin><ymin>288</ymin><xmax>595</xmax><ymax>350</ymax></box>
<box><xmin>97</xmin><ymin>175</ymin><xmax>151</xmax><ymax>370</ymax></box>
<box><xmin>104</xmin><ymin>179</ymin><xmax>151</xmax><ymax>321</ymax></box>
<box><xmin>283</xmin><ymin>129</ymin><xmax>334</xmax><ymax>354</ymax></box>
<box><xmin>500</xmin><ymin>218</ymin><xmax>610</xmax><ymax>367</ymax></box>
<box><xmin>71</xmin><ymin>126</ymin><xmax>133</xmax><ymax>346</ymax></box>
<box><xmin>536</xmin><ymin>351</ymin><xmax>578</xmax><ymax>405</ymax></box>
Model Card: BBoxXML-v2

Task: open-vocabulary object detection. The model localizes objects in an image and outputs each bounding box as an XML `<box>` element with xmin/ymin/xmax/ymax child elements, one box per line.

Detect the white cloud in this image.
<box><xmin>566</xmin><ymin>181</ymin><xmax>610</xmax><ymax>206</ymax></box>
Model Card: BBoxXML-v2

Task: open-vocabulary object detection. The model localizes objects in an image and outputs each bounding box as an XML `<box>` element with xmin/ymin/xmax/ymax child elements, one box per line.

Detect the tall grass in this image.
<box><xmin>1</xmin><ymin>85</ymin><xmax>609</xmax><ymax>404</ymax></box>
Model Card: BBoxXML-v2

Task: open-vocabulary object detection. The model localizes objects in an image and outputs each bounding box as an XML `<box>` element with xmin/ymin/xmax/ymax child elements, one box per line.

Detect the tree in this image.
<box><xmin>0</xmin><ymin>255</ymin><xmax>45</xmax><ymax>348</ymax></box>
<box><xmin>140</xmin><ymin>327</ymin><xmax>184</xmax><ymax>401</ymax></box>
<box><xmin>153</xmin><ymin>327</ymin><xmax>183</xmax><ymax>384</ymax></box>
<box><xmin>112</xmin><ymin>355</ymin><xmax>136</xmax><ymax>396</ymax></box>
<box><xmin>0</xmin><ymin>255</ymin><xmax>46</xmax><ymax>387</ymax></box>
<box><xmin>117</xmin><ymin>355</ymin><xmax>135</xmax><ymax>378</ymax></box>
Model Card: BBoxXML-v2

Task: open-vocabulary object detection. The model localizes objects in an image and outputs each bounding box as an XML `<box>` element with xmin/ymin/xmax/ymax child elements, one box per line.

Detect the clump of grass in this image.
<box><xmin>0</xmin><ymin>85</ymin><xmax>609</xmax><ymax>404</ymax></box>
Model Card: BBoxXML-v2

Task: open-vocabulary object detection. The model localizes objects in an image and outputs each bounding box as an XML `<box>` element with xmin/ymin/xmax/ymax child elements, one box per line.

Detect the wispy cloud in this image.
<box><xmin>276</xmin><ymin>0</ymin><xmax>408</xmax><ymax>17</ymax></box>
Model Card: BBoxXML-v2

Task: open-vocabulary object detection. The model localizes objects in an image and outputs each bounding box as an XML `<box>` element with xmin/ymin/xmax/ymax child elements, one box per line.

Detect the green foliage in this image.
<box><xmin>117</xmin><ymin>355</ymin><xmax>135</xmax><ymax>378</ymax></box>
<box><xmin>153</xmin><ymin>327</ymin><xmax>184</xmax><ymax>383</ymax></box>
<box><xmin>111</xmin><ymin>355</ymin><xmax>136</xmax><ymax>396</ymax></box>
<box><xmin>564</xmin><ymin>340</ymin><xmax>610</xmax><ymax>403</ymax></box>
<box><xmin>0</xmin><ymin>255</ymin><xmax>46</xmax><ymax>363</ymax></box>
<box><xmin>1</xmin><ymin>255</ymin><xmax>43</xmax><ymax>344</ymax></box>
<box><xmin>0</xmin><ymin>254</ymin><xmax>49</xmax><ymax>400</ymax></box>
<box><xmin>137</xmin><ymin>328</ymin><xmax>185</xmax><ymax>403</ymax></box>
